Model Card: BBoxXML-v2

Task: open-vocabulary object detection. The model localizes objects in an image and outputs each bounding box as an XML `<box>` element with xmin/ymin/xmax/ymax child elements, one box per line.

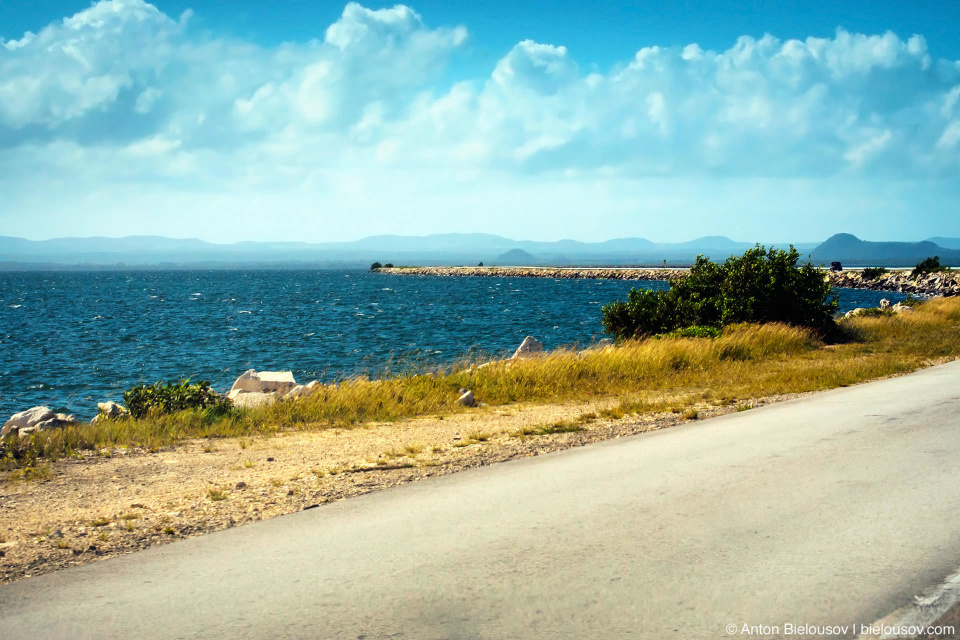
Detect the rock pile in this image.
<box><xmin>2</xmin><ymin>406</ymin><xmax>79</xmax><ymax>437</ymax></box>
<box><xmin>827</xmin><ymin>270</ymin><xmax>960</xmax><ymax>297</ymax></box>
<box><xmin>227</xmin><ymin>370</ymin><xmax>321</xmax><ymax>408</ymax></box>
<box><xmin>844</xmin><ymin>298</ymin><xmax>914</xmax><ymax>319</ymax></box>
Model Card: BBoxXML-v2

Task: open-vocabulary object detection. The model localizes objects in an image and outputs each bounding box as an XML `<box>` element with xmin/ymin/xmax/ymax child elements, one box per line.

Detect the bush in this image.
<box><xmin>911</xmin><ymin>256</ymin><xmax>950</xmax><ymax>279</ymax></box>
<box><xmin>123</xmin><ymin>379</ymin><xmax>232</xmax><ymax>419</ymax></box>
<box><xmin>660</xmin><ymin>325</ymin><xmax>722</xmax><ymax>339</ymax></box>
<box><xmin>602</xmin><ymin>245</ymin><xmax>837</xmax><ymax>340</ymax></box>
<box><xmin>383</xmin><ymin>263</ymin><xmax>394</xmax><ymax>268</ymax></box>
<box><xmin>370</xmin><ymin>262</ymin><xmax>383</xmax><ymax>271</ymax></box>
<box><xmin>861</xmin><ymin>267</ymin><xmax>888</xmax><ymax>280</ymax></box>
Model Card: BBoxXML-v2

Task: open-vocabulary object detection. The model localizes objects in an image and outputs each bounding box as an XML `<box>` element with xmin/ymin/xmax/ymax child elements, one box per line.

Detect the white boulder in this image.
<box><xmin>35</xmin><ymin>414</ymin><xmax>79</xmax><ymax>430</ymax></box>
<box><xmin>2</xmin><ymin>407</ymin><xmax>78</xmax><ymax>436</ymax></box>
<box><xmin>457</xmin><ymin>389</ymin><xmax>476</xmax><ymax>407</ymax></box>
<box><xmin>893</xmin><ymin>303</ymin><xmax>914</xmax><ymax>314</ymax></box>
<box><xmin>97</xmin><ymin>401</ymin><xmax>130</xmax><ymax>419</ymax></box>
<box><xmin>512</xmin><ymin>336</ymin><xmax>544</xmax><ymax>359</ymax></box>
<box><xmin>3</xmin><ymin>406</ymin><xmax>56</xmax><ymax>437</ymax></box>
<box><xmin>230</xmin><ymin>369</ymin><xmax>297</xmax><ymax>395</ymax></box>
<box><xmin>879</xmin><ymin>299</ymin><xmax>891</xmax><ymax>311</ymax></box>
<box><xmin>228</xmin><ymin>390</ymin><xmax>277</xmax><ymax>409</ymax></box>
<box><xmin>285</xmin><ymin>381</ymin><xmax>320</xmax><ymax>400</ymax></box>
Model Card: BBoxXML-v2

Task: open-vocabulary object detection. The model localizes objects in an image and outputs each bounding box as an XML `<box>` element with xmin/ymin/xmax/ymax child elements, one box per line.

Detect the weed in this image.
<box><xmin>90</xmin><ymin>517</ymin><xmax>111</xmax><ymax>527</ymax></box>
<box><xmin>683</xmin><ymin>408</ymin><xmax>699</xmax><ymax>420</ymax></box>
<box><xmin>403</xmin><ymin>444</ymin><xmax>424</xmax><ymax>455</ymax></box>
<box><xmin>208</xmin><ymin>488</ymin><xmax>228</xmax><ymax>501</ymax></box>
<box><xmin>6</xmin><ymin>464</ymin><xmax>51</xmax><ymax>483</ymax></box>
<box><xmin>242</xmin><ymin>460</ymin><xmax>254</xmax><ymax>469</ymax></box>
<box><xmin>124</xmin><ymin>521</ymin><xmax>136</xmax><ymax>532</ymax></box>
<box><xmin>164</xmin><ymin>527</ymin><xmax>175</xmax><ymax>535</ymax></box>
<box><xmin>55</xmin><ymin>538</ymin><xmax>70</xmax><ymax>549</ymax></box>
<box><xmin>97</xmin><ymin>531</ymin><xmax>109</xmax><ymax>542</ymax></box>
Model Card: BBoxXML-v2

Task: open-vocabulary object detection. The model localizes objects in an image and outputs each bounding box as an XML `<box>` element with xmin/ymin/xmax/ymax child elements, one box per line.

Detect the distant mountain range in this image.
<box><xmin>1</xmin><ymin>233</ymin><xmax>958</xmax><ymax>269</ymax></box>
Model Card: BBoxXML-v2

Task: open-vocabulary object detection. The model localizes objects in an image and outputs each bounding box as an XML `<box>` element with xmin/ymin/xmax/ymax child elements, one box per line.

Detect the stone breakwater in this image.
<box><xmin>380</xmin><ymin>266</ymin><xmax>960</xmax><ymax>297</ymax></box>
<box><xmin>378</xmin><ymin>266</ymin><xmax>683</xmax><ymax>281</ymax></box>
<box><xmin>825</xmin><ymin>270</ymin><xmax>959</xmax><ymax>297</ymax></box>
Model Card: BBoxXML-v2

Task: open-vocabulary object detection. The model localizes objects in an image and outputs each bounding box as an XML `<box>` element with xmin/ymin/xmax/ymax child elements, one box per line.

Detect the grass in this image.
<box><xmin>3</xmin><ymin>298</ymin><xmax>960</xmax><ymax>469</ymax></box>
<box><xmin>207</xmin><ymin>487</ymin><xmax>229</xmax><ymax>501</ymax></box>
<box><xmin>5</xmin><ymin>464</ymin><xmax>51</xmax><ymax>483</ymax></box>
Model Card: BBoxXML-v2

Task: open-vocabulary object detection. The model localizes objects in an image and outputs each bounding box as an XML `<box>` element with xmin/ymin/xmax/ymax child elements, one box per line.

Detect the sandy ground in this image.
<box><xmin>0</xmin><ymin>394</ymin><xmax>804</xmax><ymax>584</ymax></box>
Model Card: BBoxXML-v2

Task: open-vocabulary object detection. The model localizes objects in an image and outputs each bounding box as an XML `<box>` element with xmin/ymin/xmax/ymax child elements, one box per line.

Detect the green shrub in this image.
<box><xmin>122</xmin><ymin>379</ymin><xmax>232</xmax><ymax>419</ymax></box>
<box><xmin>370</xmin><ymin>262</ymin><xmax>383</xmax><ymax>271</ymax></box>
<box><xmin>661</xmin><ymin>325</ymin><xmax>722</xmax><ymax>339</ymax></box>
<box><xmin>602</xmin><ymin>246</ymin><xmax>837</xmax><ymax>340</ymax></box>
<box><xmin>861</xmin><ymin>267</ymin><xmax>888</xmax><ymax>280</ymax></box>
<box><xmin>911</xmin><ymin>256</ymin><xmax>950</xmax><ymax>279</ymax></box>
<box><xmin>383</xmin><ymin>263</ymin><xmax>394</xmax><ymax>268</ymax></box>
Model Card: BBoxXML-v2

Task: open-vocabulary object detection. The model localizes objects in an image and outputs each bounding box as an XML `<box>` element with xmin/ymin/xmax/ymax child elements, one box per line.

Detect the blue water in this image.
<box><xmin>0</xmin><ymin>270</ymin><xmax>910</xmax><ymax>419</ymax></box>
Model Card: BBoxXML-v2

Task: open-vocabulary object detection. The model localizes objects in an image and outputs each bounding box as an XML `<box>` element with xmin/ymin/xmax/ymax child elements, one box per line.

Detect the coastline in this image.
<box><xmin>379</xmin><ymin>266</ymin><xmax>960</xmax><ymax>297</ymax></box>
<box><xmin>3</xmin><ymin>298</ymin><xmax>960</xmax><ymax>584</ymax></box>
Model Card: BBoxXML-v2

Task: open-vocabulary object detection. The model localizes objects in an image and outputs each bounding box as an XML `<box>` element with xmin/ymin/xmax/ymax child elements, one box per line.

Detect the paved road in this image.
<box><xmin>3</xmin><ymin>361</ymin><xmax>960</xmax><ymax>639</ymax></box>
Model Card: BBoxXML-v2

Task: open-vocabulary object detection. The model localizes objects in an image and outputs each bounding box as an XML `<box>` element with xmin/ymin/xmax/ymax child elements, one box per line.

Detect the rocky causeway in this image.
<box><xmin>379</xmin><ymin>266</ymin><xmax>960</xmax><ymax>298</ymax></box>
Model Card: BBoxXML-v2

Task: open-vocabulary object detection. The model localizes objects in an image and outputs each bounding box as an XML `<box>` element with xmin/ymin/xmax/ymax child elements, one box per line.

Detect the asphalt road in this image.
<box><xmin>3</xmin><ymin>360</ymin><xmax>960</xmax><ymax>639</ymax></box>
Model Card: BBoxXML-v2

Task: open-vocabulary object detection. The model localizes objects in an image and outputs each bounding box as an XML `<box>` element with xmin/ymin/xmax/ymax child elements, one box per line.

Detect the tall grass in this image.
<box><xmin>4</xmin><ymin>298</ymin><xmax>960</xmax><ymax>470</ymax></box>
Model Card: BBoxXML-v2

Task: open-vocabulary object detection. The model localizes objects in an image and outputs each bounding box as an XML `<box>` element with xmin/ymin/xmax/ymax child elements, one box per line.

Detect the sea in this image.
<box><xmin>0</xmin><ymin>270</ymin><xmax>911</xmax><ymax>420</ymax></box>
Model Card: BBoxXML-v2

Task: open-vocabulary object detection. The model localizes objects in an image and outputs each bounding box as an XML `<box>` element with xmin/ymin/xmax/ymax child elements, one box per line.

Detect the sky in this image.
<box><xmin>1</xmin><ymin>0</ymin><xmax>958</xmax><ymax>244</ymax></box>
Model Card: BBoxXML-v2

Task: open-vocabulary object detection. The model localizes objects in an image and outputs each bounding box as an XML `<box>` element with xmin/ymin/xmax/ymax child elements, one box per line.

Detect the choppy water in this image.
<box><xmin>0</xmin><ymin>270</ymin><xmax>909</xmax><ymax>419</ymax></box>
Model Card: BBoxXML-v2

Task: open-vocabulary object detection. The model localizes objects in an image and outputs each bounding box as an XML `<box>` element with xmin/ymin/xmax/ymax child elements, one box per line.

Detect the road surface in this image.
<box><xmin>3</xmin><ymin>360</ymin><xmax>960</xmax><ymax>639</ymax></box>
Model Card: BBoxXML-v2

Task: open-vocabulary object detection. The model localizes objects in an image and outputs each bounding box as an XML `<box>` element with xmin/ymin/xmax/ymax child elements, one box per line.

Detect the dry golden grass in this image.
<box><xmin>4</xmin><ymin>297</ymin><xmax>960</xmax><ymax>472</ymax></box>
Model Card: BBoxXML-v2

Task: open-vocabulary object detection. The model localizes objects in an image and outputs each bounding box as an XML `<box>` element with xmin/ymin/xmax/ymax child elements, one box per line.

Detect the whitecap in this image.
<box><xmin>238</xmin><ymin>310</ymin><xmax>252</xmax><ymax>314</ymax></box>
<box><xmin>8</xmin><ymin>304</ymin><xmax>21</xmax><ymax>308</ymax></box>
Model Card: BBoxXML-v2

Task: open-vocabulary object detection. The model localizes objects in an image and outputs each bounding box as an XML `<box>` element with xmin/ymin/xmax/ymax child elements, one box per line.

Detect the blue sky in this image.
<box><xmin>1</xmin><ymin>0</ymin><xmax>958</xmax><ymax>243</ymax></box>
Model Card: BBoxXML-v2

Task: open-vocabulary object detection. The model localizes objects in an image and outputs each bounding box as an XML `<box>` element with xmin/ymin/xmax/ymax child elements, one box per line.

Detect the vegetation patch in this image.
<box><xmin>601</xmin><ymin>246</ymin><xmax>836</xmax><ymax>340</ymax></box>
<box><xmin>860</xmin><ymin>267</ymin><xmax>889</xmax><ymax>280</ymax></box>
<box><xmin>911</xmin><ymin>256</ymin><xmax>952</xmax><ymax>279</ymax></box>
<box><xmin>123</xmin><ymin>379</ymin><xmax>233</xmax><ymax>420</ymax></box>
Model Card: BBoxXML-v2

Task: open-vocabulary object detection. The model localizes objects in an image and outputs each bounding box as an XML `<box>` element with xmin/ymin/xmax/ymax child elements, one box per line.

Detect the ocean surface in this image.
<box><xmin>0</xmin><ymin>270</ymin><xmax>911</xmax><ymax>419</ymax></box>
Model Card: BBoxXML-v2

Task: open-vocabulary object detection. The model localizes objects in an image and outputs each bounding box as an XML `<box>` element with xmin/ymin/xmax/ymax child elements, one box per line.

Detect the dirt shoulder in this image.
<box><xmin>0</xmin><ymin>393</ymin><xmax>803</xmax><ymax>584</ymax></box>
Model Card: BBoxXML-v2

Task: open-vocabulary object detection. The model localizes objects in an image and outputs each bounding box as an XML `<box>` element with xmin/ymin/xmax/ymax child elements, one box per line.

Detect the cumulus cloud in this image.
<box><xmin>0</xmin><ymin>0</ymin><xmax>958</xmax><ymax>241</ymax></box>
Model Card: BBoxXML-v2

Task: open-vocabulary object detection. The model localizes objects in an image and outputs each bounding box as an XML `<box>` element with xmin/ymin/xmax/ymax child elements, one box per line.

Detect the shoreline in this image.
<box><xmin>379</xmin><ymin>266</ymin><xmax>960</xmax><ymax>297</ymax></box>
<box><xmin>3</xmin><ymin>298</ymin><xmax>960</xmax><ymax>584</ymax></box>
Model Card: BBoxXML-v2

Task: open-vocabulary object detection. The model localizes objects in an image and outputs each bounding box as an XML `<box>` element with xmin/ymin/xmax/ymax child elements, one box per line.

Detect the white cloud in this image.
<box><xmin>0</xmin><ymin>0</ymin><xmax>958</xmax><ymax>242</ymax></box>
